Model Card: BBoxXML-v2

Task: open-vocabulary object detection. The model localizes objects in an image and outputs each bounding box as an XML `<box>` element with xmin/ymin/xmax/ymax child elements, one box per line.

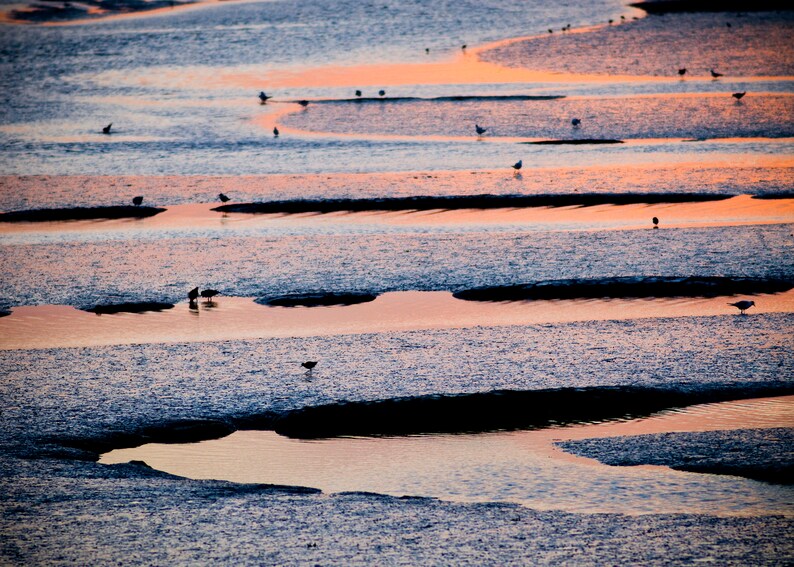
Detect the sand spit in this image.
<box><xmin>213</xmin><ymin>193</ymin><xmax>732</xmax><ymax>215</ymax></box>
<box><xmin>0</xmin><ymin>205</ymin><xmax>166</xmax><ymax>223</ymax></box>
<box><xmin>453</xmin><ymin>276</ymin><xmax>794</xmax><ymax>302</ymax></box>
<box><xmin>257</xmin><ymin>292</ymin><xmax>378</xmax><ymax>308</ymax></box>
<box><xmin>82</xmin><ymin>302</ymin><xmax>176</xmax><ymax>315</ymax></box>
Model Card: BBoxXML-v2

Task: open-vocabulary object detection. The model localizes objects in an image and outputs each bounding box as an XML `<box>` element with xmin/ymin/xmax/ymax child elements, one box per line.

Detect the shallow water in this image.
<box><xmin>100</xmin><ymin>396</ymin><xmax>794</xmax><ymax>515</ymax></box>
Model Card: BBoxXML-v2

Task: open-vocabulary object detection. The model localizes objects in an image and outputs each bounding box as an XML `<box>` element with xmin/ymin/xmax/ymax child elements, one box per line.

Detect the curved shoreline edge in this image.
<box><xmin>0</xmin><ymin>206</ymin><xmax>166</xmax><ymax>223</ymax></box>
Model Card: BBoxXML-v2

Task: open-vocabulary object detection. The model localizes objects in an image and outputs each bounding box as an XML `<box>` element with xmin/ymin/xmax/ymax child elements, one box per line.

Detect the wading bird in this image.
<box><xmin>571</xmin><ymin>118</ymin><xmax>581</xmax><ymax>127</ymax></box>
<box><xmin>218</xmin><ymin>193</ymin><xmax>230</xmax><ymax>203</ymax></box>
<box><xmin>355</xmin><ymin>90</ymin><xmax>362</xmax><ymax>97</ymax></box>
<box><xmin>132</xmin><ymin>196</ymin><xmax>143</xmax><ymax>206</ymax></box>
<box><xmin>379</xmin><ymin>90</ymin><xmax>386</xmax><ymax>97</ymax></box>
<box><xmin>475</xmin><ymin>124</ymin><xmax>487</xmax><ymax>135</ymax></box>
<box><xmin>728</xmin><ymin>300</ymin><xmax>755</xmax><ymax>314</ymax></box>
<box><xmin>678</xmin><ymin>68</ymin><xmax>687</xmax><ymax>77</ymax></box>
<box><xmin>200</xmin><ymin>289</ymin><xmax>219</xmax><ymax>302</ymax></box>
<box><xmin>512</xmin><ymin>160</ymin><xmax>522</xmax><ymax>171</ymax></box>
<box><xmin>732</xmin><ymin>92</ymin><xmax>746</xmax><ymax>100</ymax></box>
<box><xmin>188</xmin><ymin>287</ymin><xmax>199</xmax><ymax>303</ymax></box>
<box><xmin>652</xmin><ymin>216</ymin><xmax>659</xmax><ymax>228</ymax></box>
<box><xmin>258</xmin><ymin>91</ymin><xmax>272</xmax><ymax>103</ymax></box>
<box><xmin>273</xmin><ymin>126</ymin><xmax>279</xmax><ymax>137</ymax></box>
<box><xmin>102</xmin><ymin>123</ymin><xmax>112</xmax><ymax>134</ymax></box>
<box><xmin>710</xmin><ymin>69</ymin><xmax>723</xmax><ymax>78</ymax></box>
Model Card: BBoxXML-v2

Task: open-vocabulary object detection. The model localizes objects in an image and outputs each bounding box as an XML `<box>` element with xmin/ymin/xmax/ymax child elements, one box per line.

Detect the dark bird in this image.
<box><xmin>608</xmin><ymin>19</ymin><xmax>613</xmax><ymax>24</ymax></box>
<box><xmin>620</xmin><ymin>15</ymin><xmax>625</xmax><ymax>20</ymax></box>
<box><xmin>200</xmin><ymin>289</ymin><xmax>219</xmax><ymax>301</ymax></box>
<box><xmin>425</xmin><ymin>48</ymin><xmax>430</xmax><ymax>54</ymax></box>
<box><xmin>678</xmin><ymin>68</ymin><xmax>687</xmax><ymax>77</ymax></box>
<box><xmin>378</xmin><ymin>89</ymin><xmax>386</xmax><ymax>97</ymax></box>
<box><xmin>571</xmin><ymin>117</ymin><xmax>581</xmax><ymax>127</ymax></box>
<box><xmin>732</xmin><ymin>91</ymin><xmax>746</xmax><ymax>100</ymax></box>
<box><xmin>710</xmin><ymin>69</ymin><xmax>723</xmax><ymax>78</ymax></box>
<box><xmin>512</xmin><ymin>159</ymin><xmax>522</xmax><ymax>171</ymax></box>
<box><xmin>301</xmin><ymin>361</ymin><xmax>318</xmax><ymax>369</ymax></box>
<box><xmin>726</xmin><ymin>22</ymin><xmax>731</xmax><ymax>28</ymax></box>
<box><xmin>475</xmin><ymin>124</ymin><xmax>487</xmax><ymax>135</ymax></box>
<box><xmin>258</xmin><ymin>91</ymin><xmax>272</xmax><ymax>103</ymax></box>
<box><xmin>132</xmin><ymin>196</ymin><xmax>143</xmax><ymax>206</ymax></box>
<box><xmin>102</xmin><ymin>123</ymin><xmax>112</xmax><ymax>134</ymax></box>
<box><xmin>188</xmin><ymin>287</ymin><xmax>199</xmax><ymax>303</ymax></box>
<box><xmin>728</xmin><ymin>300</ymin><xmax>755</xmax><ymax>314</ymax></box>
<box><xmin>218</xmin><ymin>193</ymin><xmax>230</xmax><ymax>203</ymax></box>
<box><xmin>355</xmin><ymin>90</ymin><xmax>362</xmax><ymax>97</ymax></box>
<box><xmin>652</xmin><ymin>216</ymin><xmax>659</xmax><ymax>228</ymax></box>
<box><xmin>548</xmin><ymin>29</ymin><xmax>553</xmax><ymax>33</ymax></box>
<box><xmin>461</xmin><ymin>44</ymin><xmax>467</xmax><ymax>50</ymax></box>
<box><xmin>297</xmin><ymin>100</ymin><xmax>309</xmax><ymax>107</ymax></box>
<box><xmin>273</xmin><ymin>126</ymin><xmax>279</xmax><ymax>137</ymax></box>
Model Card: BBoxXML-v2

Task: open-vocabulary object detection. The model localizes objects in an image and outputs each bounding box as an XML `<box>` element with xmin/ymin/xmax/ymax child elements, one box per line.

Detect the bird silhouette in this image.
<box><xmin>355</xmin><ymin>90</ymin><xmax>362</xmax><ymax>97</ymax></box>
<box><xmin>425</xmin><ymin>47</ymin><xmax>430</xmax><ymax>54</ymax></box>
<box><xmin>728</xmin><ymin>300</ymin><xmax>755</xmax><ymax>314</ymax></box>
<box><xmin>652</xmin><ymin>216</ymin><xmax>659</xmax><ymax>228</ymax></box>
<box><xmin>678</xmin><ymin>68</ymin><xmax>687</xmax><ymax>77</ymax></box>
<box><xmin>301</xmin><ymin>361</ymin><xmax>318</xmax><ymax>370</ymax></box>
<box><xmin>461</xmin><ymin>44</ymin><xmax>467</xmax><ymax>50</ymax></box>
<box><xmin>732</xmin><ymin>92</ymin><xmax>746</xmax><ymax>100</ymax></box>
<box><xmin>571</xmin><ymin>118</ymin><xmax>581</xmax><ymax>127</ymax></box>
<box><xmin>102</xmin><ymin>123</ymin><xmax>112</xmax><ymax>134</ymax></box>
<box><xmin>548</xmin><ymin>29</ymin><xmax>553</xmax><ymax>34</ymax></box>
<box><xmin>297</xmin><ymin>100</ymin><xmax>309</xmax><ymax>107</ymax></box>
<box><xmin>512</xmin><ymin>160</ymin><xmax>522</xmax><ymax>171</ymax></box>
<box><xmin>273</xmin><ymin>126</ymin><xmax>279</xmax><ymax>137</ymax></box>
<box><xmin>475</xmin><ymin>124</ymin><xmax>487</xmax><ymax>135</ymax></box>
<box><xmin>378</xmin><ymin>90</ymin><xmax>386</xmax><ymax>97</ymax></box>
<box><xmin>258</xmin><ymin>91</ymin><xmax>272</xmax><ymax>103</ymax></box>
<box><xmin>188</xmin><ymin>287</ymin><xmax>199</xmax><ymax>303</ymax></box>
<box><xmin>218</xmin><ymin>193</ymin><xmax>230</xmax><ymax>203</ymax></box>
<box><xmin>200</xmin><ymin>289</ymin><xmax>219</xmax><ymax>302</ymax></box>
<box><xmin>132</xmin><ymin>196</ymin><xmax>143</xmax><ymax>206</ymax></box>
<box><xmin>710</xmin><ymin>69</ymin><xmax>723</xmax><ymax>78</ymax></box>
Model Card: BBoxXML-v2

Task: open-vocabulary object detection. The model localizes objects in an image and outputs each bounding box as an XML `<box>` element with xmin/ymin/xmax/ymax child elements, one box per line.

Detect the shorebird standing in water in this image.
<box><xmin>273</xmin><ymin>126</ymin><xmax>279</xmax><ymax>137</ymax></box>
<box><xmin>475</xmin><ymin>124</ymin><xmax>487</xmax><ymax>136</ymax></box>
<box><xmin>188</xmin><ymin>287</ymin><xmax>199</xmax><ymax>305</ymax></box>
<box><xmin>218</xmin><ymin>193</ymin><xmax>230</xmax><ymax>203</ymax></box>
<box><xmin>301</xmin><ymin>360</ymin><xmax>318</xmax><ymax>376</ymax></box>
<box><xmin>132</xmin><ymin>196</ymin><xmax>143</xmax><ymax>206</ymax></box>
<box><xmin>710</xmin><ymin>69</ymin><xmax>723</xmax><ymax>78</ymax></box>
<box><xmin>512</xmin><ymin>160</ymin><xmax>522</xmax><ymax>171</ymax></box>
<box><xmin>102</xmin><ymin>123</ymin><xmax>112</xmax><ymax>134</ymax></box>
<box><xmin>259</xmin><ymin>91</ymin><xmax>272</xmax><ymax>103</ymax></box>
<box><xmin>728</xmin><ymin>300</ymin><xmax>755</xmax><ymax>314</ymax></box>
<box><xmin>678</xmin><ymin>68</ymin><xmax>687</xmax><ymax>77</ymax></box>
<box><xmin>355</xmin><ymin>90</ymin><xmax>362</xmax><ymax>97</ymax></box>
<box><xmin>200</xmin><ymin>289</ymin><xmax>219</xmax><ymax>302</ymax></box>
<box><xmin>732</xmin><ymin>92</ymin><xmax>746</xmax><ymax>101</ymax></box>
<box><xmin>378</xmin><ymin>90</ymin><xmax>386</xmax><ymax>97</ymax></box>
<box><xmin>571</xmin><ymin>117</ymin><xmax>581</xmax><ymax>128</ymax></box>
<box><xmin>652</xmin><ymin>216</ymin><xmax>659</xmax><ymax>228</ymax></box>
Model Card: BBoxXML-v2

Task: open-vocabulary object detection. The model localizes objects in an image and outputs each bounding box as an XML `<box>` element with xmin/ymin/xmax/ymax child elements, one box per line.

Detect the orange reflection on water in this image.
<box><xmin>2</xmin><ymin>290</ymin><xmax>793</xmax><ymax>350</ymax></box>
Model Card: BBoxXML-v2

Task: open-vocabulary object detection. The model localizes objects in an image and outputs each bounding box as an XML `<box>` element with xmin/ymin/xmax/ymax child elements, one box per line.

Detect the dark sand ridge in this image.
<box><xmin>2</xmin><ymin>289</ymin><xmax>793</xmax><ymax>350</ymax></box>
<box><xmin>0</xmin><ymin>205</ymin><xmax>166</xmax><ymax>223</ymax></box>
<box><xmin>1</xmin><ymin>0</ymin><xmax>220</xmax><ymax>24</ymax></box>
<box><xmin>3</xmin><ymin>161</ymin><xmax>792</xmax><ymax>210</ymax></box>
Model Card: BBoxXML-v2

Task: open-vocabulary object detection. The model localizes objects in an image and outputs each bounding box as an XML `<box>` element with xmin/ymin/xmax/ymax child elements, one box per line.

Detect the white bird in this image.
<box><xmin>728</xmin><ymin>300</ymin><xmax>755</xmax><ymax>314</ymax></box>
<box><xmin>475</xmin><ymin>124</ymin><xmax>487</xmax><ymax>135</ymax></box>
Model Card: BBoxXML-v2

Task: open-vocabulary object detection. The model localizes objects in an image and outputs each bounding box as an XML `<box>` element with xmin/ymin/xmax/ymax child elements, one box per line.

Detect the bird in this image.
<box><xmin>102</xmin><ymin>123</ymin><xmax>112</xmax><ymax>134</ymax></box>
<box><xmin>732</xmin><ymin>92</ymin><xmax>746</xmax><ymax>100</ymax></box>
<box><xmin>728</xmin><ymin>300</ymin><xmax>755</xmax><ymax>314</ymax></box>
<box><xmin>188</xmin><ymin>287</ymin><xmax>199</xmax><ymax>303</ymax></box>
<box><xmin>678</xmin><ymin>68</ymin><xmax>687</xmax><ymax>77</ymax></box>
<box><xmin>297</xmin><ymin>100</ymin><xmax>309</xmax><ymax>107</ymax></box>
<box><xmin>218</xmin><ymin>193</ymin><xmax>230</xmax><ymax>203</ymax></box>
<box><xmin>132</xmin><ymin>196</ymin><xmax>143</xmax><ymax>206</ymax></box>
<box><xmin>378</xmin><ymin>89</ymin><xmax>386</xmax><ymax>97</ymax></box>
<box><xmin>355</xmin><ymin>90</ymin><xmax>362</xmax><ymax>97</ymax></box>
<box><xmin>258</xmin><ymin>91</ymin><xmax>271</xmax><ymax>103</ymax></box>
<box><xmin>301</xmin><ymin>361</ymin><xmax>318</xmax><ymax>370</ymax></box>
<box><xmin>475</xmin><ymin>124</ymin><xmax>487</xmax><ymax>135</ymax></box>
<box><xmin>608</xmin><ymin>19</ymin><xmax>613</xmax><ymax>24</ymax></box>
<box><xmin>512</xmin><ymin>160</ymin><xmax>522</xmax><ymax>171</ymax></box>
<box><xmin>461</xmin><ymin>44</ymin><xmax>467</xmax><ymax>50</ymax></box>
<box><xmin>200</xmin><ymin>289</ymin><xmax>219</xmax><ymax>302</ymax></box>
<box><xmin>726</xmin><ymin>22</ymin><xmax>732</xmax><ymax>28</ymax></box>
<box><xmin>652</xmin><ymin>216</ymin><xmax>659</xmax><ymax>228</ymax></box>
<box><xmin>425</xmin><ymin>48</ymin><xmax>430</xmax><ymax>54</ymax></box>
<box><xmin>548</xmin><ymin>29</ymin><xmax>553</xmax><ymax>34</ymax></box>
<box><xmin>710</xmin><ymin>69</ymin><xmax>723</xmax><ymax>78</ymax></box>
<box><xmin>571</xmin><ymin>117</ymin><xmax>581</xmax><ymax>127</ymax></box>
<box><xmin>273</xmin><ymin>126</ymin><xmax>279</xmax><ymax>137</ymax></box>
